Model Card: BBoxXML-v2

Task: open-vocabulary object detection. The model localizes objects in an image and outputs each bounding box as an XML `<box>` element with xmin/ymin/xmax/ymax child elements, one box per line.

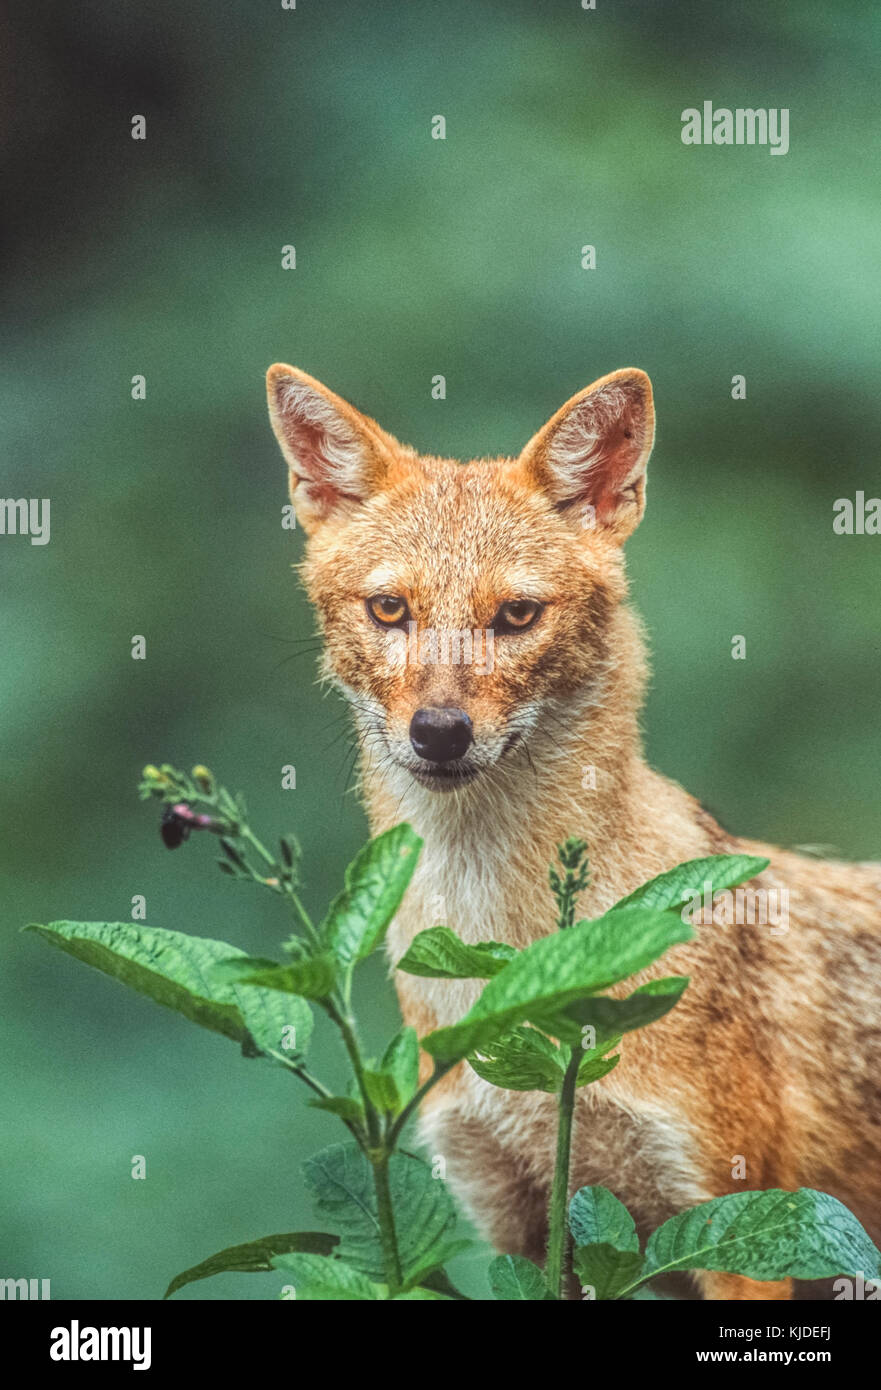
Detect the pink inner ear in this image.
<box><xmin>550</xmin><ymin>383</ymin><xmax>648</xmax><ymax>516</ymax></box>
<box><xmin>275</xmin><ymin>380</ymin><xmax>369</xmax><ymax>514</ymax></box>
<box><xmin>288</xmin><ymin>416</ymin><xmax>342</xmax><ymax>504</ymax></box>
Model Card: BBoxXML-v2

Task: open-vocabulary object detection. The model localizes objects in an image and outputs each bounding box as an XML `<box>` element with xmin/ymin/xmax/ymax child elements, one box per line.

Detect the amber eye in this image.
<box><xmin>493</xmin><ymin>599</ymin><xmax>543</xmax><ymax>634</ymax></box>
<box><xmin>367</xmin><ymin>594</ymin><xmax>410</xmax><ymax>627</ymax></box>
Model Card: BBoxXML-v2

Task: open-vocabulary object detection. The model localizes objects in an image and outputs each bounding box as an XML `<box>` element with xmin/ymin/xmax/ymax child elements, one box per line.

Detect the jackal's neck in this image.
<box><xmin>360</xmin><ymin>604</ymin><xmax>670</xmax><ymax>947</ymax></box>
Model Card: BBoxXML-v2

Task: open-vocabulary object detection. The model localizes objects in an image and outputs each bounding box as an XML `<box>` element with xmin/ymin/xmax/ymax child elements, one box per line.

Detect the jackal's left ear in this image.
<box><xmin>266</xmin><ymin>364</ymin><xmax>402</xmax><ymax>533</ymax></box>
<box><xmin>516</xmin><ymin>369</ymin><xmax>655</xmax><ymax>542</ymax></box>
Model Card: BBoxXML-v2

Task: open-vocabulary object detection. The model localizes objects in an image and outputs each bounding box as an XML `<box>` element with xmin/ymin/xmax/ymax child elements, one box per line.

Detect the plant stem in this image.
<box><xmin>281</xmin><ymin>1059</ymin><xmax>333</xmax><ymax>1099</ymax></box>
<box><xmin>280</xmin><ymin>883</ymin><xmax>322</xmax><ymax>948</ymax></box>
<box><xmin>273</xmin><ymin>1052</ymin><xmax>366</xmax><ymax>1145</ymax></box>
<box><xmin>238</xmin><ymin>824</ymin><xmax>320</xmax><ymax>946</ymax></box>
<box><xmin>371</xmin><ymin>1151</ymin><xmax>403</xmax><ymax>1295</ymax></box>
<box><xmin>327</xmin><ymin>1002</ymin><xmax>405</xmax><ymax>1293</ymax></box>
<box><xmin>387</xmin><ymin>1061</ymin><xmax>455</xmax><ymax>1149</ymax></box>
<box><xmin>330</xmin><ymin>1006</ymin><xmax>378</xmax><ymax>1138</ymax></box>
<box><xmin>545</xmin><ymin>1047</ymin><xmax>580</xmax><ymax>1299</ymax></box>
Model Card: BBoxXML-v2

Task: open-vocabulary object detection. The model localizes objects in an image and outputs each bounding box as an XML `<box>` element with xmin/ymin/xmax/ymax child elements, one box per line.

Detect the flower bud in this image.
<box><xmin>192</xmin><ymin>765</ymin><xmax>214</xmax><ymax>793</ymax></box>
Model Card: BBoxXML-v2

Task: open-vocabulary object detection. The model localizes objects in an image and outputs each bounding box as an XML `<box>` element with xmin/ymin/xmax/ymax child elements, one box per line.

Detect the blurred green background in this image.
<box><xmin>2</xmin><ymin>0</ymin><xmax>879</xmax><ymax>1299</ymax></box>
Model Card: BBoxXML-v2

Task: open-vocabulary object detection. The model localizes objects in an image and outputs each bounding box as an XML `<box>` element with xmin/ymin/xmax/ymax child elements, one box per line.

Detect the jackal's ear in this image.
<box><xmin>516</xmin><ymin>369</ymin><xmax>655</xmax><ymax>542</ymax></box>
<box><xmin>266</xmin><ymin>365</ymin><xmax>400</xmax><ymax>532</ymax></box>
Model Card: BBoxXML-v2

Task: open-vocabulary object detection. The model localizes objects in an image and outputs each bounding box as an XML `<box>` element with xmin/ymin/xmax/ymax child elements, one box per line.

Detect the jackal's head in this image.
<box><xmin>266</xmin><ymin>365</ymin><xmax>654</xmax><ymax>794</ymax></box>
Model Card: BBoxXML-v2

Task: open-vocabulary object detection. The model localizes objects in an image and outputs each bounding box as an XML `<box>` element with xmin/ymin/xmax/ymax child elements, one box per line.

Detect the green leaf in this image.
<box><xmin>613</xmin><ymin>854</ymin><xmax>769</xmax><ymax>912</ymax></box>
<box><xmin>25</xmin><ymin>921</ymin><xmax>313</xmax><ymax>1060</ymax></box>
<box><xmin>363</xmin><ymin>1068</ymin><xmax>401</xmax><ymax>1115</ymax></box>
<box><xmin>164</xmin><ymin>1231</ymin><xmax>338</xmax><ymax>1299</ymax></box>
<box><xmin>573</xmin><ymin>1244</ymin><xmax>645</xmax><ymax>1300</ymax></box>
<box><xmin>468</xmin><ymin>1026</ymin><xmax>565</xmax><ymax>1093</ymax></box>
<box><xmin>307</xmin><ymin>1096</ymin><xmax>366</xmax><ymax>1126</ymax></box>
<box><xmin>323</xmin><ymin>824</ymin><xmax>422</xmax><ymax>968</ymax></box>
<box><xmin>209</xmin><ymin>956</ymin><xmax>280</xmax><ymax>981</ymax></box>
<box><xmin>561</xmin><ymin>976</ymin><xmax>689</xmax><ymax>1039</ymax></box>
<box><xmin>303</xmin><ymin>1143</ymin><xmax>457</xmax><ymax>1282</ymax></box>
<box><xmin>397</xmin><ymin>926</ymin><xmax>516</xmax><ymax>979</ymax></box>
<box><xmin>214</xmin><ymin>952</ymin><xmax>337</xmax><ymax>1001</ymax></box>
<box><xmin>642</xmin><ymin>1188</ymin><xmax>881</xmax><ymax>1285</ymax></box>
<box><xmin>569</xmin><ymin>1186</ymin><xmax>639</xmax><ymax>1253</ymax></box>
<box><xmin>271</xmin><ymin>1253</ymin><xmax>381</xmax><ymax>1300</ymax></box>
<box><xmin>576</xmin><ymin>1052</ymin><xmax>620</xmax><ymax>1087</ymax></box>
<box><xmin>571</xmin><ymin>1033</ymin><xmax>622</xmax><ymax>1089</ymax></box>
<box><xmin>375</xmin><ymin>1026</ymin><xmax>420</xmax><ymax>1114</ymax></box>
<box><xmin>422</xmin><ymin>906</ymin><xmax>692</xmax><ymax>1063</ymax></box>
<box><xmin>488</xmin><ymin>1254</ymin><xmax>555</xmax><ymax>1301</ymax></box>
<box><xmin>400</xmin><ymin>1239</ymin><xmax>474</xmax><ymax>1290</ymax></box>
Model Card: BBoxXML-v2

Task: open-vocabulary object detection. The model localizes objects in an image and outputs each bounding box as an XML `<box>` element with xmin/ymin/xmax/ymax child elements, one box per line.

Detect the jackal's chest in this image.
<box><xmin>385</xmin><ymin>837</ymin><xmax>708</xmax><ymax>1246</ymax></box>
<box><xmin>385</xmin><ymin>869</ymin><xmax>541</xmax><ymax>1039</ymax></box>
<box><xmin>384</xmin><ymin>831</ymin><xmax>613</xmax><ymax>1035</ymax></box>
<box><xmin>385</xmin><ymin>830</ymin><xmax>572</xmax><ymax>964</ymax></box>
<box><xmin>419</xmin><ymin>1067</ymin><xmax>707</xmax><ymax>1246</ymax></box>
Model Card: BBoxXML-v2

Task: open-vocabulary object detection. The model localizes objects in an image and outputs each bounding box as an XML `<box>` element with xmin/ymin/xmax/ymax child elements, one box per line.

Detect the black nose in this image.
<box><xmin>409</xmin><ymin>706</ymin><xmax>473</xmax><ymax>764</ymax></box>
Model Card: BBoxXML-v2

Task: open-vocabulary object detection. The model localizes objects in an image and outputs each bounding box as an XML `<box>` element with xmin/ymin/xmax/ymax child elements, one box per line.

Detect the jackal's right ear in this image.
<box><xmin>516</xmin><ymin>368</ymin><xmax>655</xmax><ymax>543</ymax></box>
<box><xmin>266</xmin><ymin>365</ymin><xmax>399</xmax><ymax>532</ymax></box>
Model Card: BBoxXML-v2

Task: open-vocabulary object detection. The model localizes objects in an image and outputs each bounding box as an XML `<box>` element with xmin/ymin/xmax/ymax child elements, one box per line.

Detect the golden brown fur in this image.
<box><xmin>266</xmin><ymin>362</ymin><xmax>881</xmax><ymax>1300</ymax></box>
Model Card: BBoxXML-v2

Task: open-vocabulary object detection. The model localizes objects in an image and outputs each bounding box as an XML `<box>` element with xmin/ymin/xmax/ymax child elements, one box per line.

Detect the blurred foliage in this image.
<box><xmin>1</xmin><ymin>0</ymin><xmax>879</xmax><ymax>1298</ymax></box>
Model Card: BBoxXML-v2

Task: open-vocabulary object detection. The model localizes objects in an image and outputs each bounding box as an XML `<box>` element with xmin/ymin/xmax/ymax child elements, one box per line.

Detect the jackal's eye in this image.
<box><xmin>366</xmin><ymin>594</ymin><xmax>410</xmax><ymax>628</ymax></box>
<box><xmin>492</xmin><ymin>599</ymin><xmax>543</xmax><ymax>634</ymax></box>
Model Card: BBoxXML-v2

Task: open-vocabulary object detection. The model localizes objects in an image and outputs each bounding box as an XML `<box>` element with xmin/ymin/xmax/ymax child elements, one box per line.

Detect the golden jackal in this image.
<box><xmin>267</xmin><ymin>363</ymin><xmax>881</xmax><ymax>1299</ymax></box>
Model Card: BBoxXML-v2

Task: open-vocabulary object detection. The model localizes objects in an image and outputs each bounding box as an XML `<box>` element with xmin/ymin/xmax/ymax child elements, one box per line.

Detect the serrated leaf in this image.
<box><xmin>271</xmin><ymin>1253</ymin><xmax>381</xmax><ymax>1300</ymax></box>
<box><xmin>573</xmin><ymin>1244</ymin><xmax>645</xmax><ymax>1300</ymax></box>
<box><xmin>25</xmin><ymin>921</ymin><xmax>313</xmax><ymax>1060</ymax></box>
<box><xmin>561</xmin><ymin>976</ymin><xmax>689</xmax><ymax>1038</ymax></box>
<box><xmin>323</xmin><ymin>824</ymin><xmax>422</xmax><ymax>968</ymax></box>
<box><xmin>164</xmin><ymin>1231</ymin><xmax>337</xmax><ymax>1299</ymax></box>
<box><xmin>214</xmin><ymin>953</ymin><xmax>337</xmax><ymax>1001</ymax></box>
<box><xmin>303</xmin><ymin>1143</ymin><xmax>456</xmax><ymax>1282</ymax></box>
<box><xmin>575</xmin><ymin>1051</ymin><xmax>620</xmax><ymax>1087</ymax></box>
<box><xmin>642</xmin><ymin>1188</ymin><xmax>881</xmax><ymax>1285</ymax></box>
<box><xmin>569</xmin><ymin>1186</ymin><xmax>639</xmax><ymax>1252</ymax></box>
<box><xmin>422</xmin><ymin>906</ymin><xmax>692</xmax><ymax>1063</ymax></box>
<box><xmin>209</xmin><ymin>956</ymin><xmax>281</xmax><ymax>983</ymax></box>
<box><xmin>570</xmin><ymin>1032</ymin><xmax>622</xmax><ymax>1088</ymax></box>
<box><xmin>397</xmin><ymin>926</ymin><xmax>516</xmax><ymax>979</ymax></box>
<box><xmin>488</xmin><ymin>1254</ymin><xmax>555</xmax><ymax>1301</ymax></box>
<box><xmin>363</xmin><ymin>1068</ymin><xmax>401</xmax><ymax>1114</ymax></box>
<box><xmin>613</xmin><ymin>854</ymin><xmax>769</xmax><ymax>912</ymax></box>
<box><xmin>468</xmin><ymin>1026</ymin><xmax>565</xmax><ymax>1093</ymax></box>
<box><xmin>378</xmin><ymin>1026</ymin><xmax>419</xmax><ymax>1113</ymax></box>
<box><xmin>307</xmin><ymin>1096</ymin><xmax>366</xmax><ymax>1126</ymax></box>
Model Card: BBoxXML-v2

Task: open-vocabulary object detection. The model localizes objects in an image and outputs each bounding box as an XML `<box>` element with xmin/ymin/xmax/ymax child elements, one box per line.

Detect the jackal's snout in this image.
<box><xmin>409</xmin><ymin>705</ymin><xmax>474</xmax><ymax>764</ymax></box>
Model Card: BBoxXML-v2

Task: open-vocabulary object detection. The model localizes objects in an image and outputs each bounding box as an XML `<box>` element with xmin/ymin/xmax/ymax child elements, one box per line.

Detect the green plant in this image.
<box><xmin>26</xmin><ymin>763</ymin><xmax>881</xmax><ymax>1301</ymax></box>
